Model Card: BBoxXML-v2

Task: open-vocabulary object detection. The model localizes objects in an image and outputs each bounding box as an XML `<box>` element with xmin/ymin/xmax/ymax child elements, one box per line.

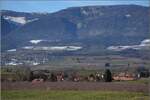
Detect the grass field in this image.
<box><xmin>2</xmin><ymin>90</ymin><xmax>149</xmax><ymax>100</ymax></box>
<box><xmin>126</xmin><ymin>78</ymin><xmax>150</xmax><ymax>84</ymax></box>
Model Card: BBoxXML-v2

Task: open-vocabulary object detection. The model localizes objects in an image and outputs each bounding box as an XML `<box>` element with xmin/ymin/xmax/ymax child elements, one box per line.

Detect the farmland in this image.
<box><xmin>1</xmin><ymin>79</ymin><xmax>150</xmax><ymax>100</ymax></box>
<box><xmin>2</xmin><ymin>90</ymin><xmax>149</xmax><ymax>100</ymax></box>
<box><xmin>2</xmin><ymin>81</ymin><xmax>149</xmax><ymax>92</ymax></box>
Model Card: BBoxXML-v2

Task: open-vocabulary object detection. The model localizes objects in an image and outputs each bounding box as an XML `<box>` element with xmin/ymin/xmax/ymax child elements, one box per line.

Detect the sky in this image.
<box><xmin>0</xmin><ymin>0</ymin><xmax>149</xmax><ymax>13</ymax></box>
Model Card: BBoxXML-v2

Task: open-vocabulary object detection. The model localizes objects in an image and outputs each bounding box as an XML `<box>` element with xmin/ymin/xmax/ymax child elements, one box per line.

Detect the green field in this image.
<box><xmin>2</xmin><ymin>90</ymin><xmax>149</xmax><ymax>100</ymax></box>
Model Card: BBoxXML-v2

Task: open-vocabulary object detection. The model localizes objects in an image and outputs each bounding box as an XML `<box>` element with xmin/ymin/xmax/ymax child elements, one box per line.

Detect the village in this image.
<box><xmin>24</xmin><ymin>69</ymin><xmax>150</xmax><ymax>83</ymax></box>
<box><xmin>1</xmin><ymin>62</ymin><xmax>149</xmax><ymax>83</ymax></box>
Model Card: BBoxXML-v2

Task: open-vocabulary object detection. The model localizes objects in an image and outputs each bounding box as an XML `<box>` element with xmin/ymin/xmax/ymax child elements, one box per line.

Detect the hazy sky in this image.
<box><xmin>1</xmin><ymin>0</ymin><xmax>149</xmax><ymax>13</ymax></box>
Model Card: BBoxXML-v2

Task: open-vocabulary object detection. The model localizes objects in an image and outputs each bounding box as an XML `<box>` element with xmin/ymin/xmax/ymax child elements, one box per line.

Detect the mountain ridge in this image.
<box><xmin>1</xmin><ymin>5</ymin><xmax>150</xmax><ymax>51</ymax></box>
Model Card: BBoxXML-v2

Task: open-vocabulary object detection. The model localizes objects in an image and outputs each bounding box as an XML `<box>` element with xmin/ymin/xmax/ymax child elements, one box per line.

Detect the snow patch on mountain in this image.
<box><xmin>29</xmin><ymin>40</ymin><xmax>45</xmax><ymax>44</ymax></box>
<box><xmin>22</xmin><ymin>46</ymin><xmax>34</xmax><ymax>49</ymax></box>
<box><xmin>125</xmin><ymin>14</ymin><xmax>131</xmax><ymax>18</ymax></box>
<box><xmin>4</xmin><ymin>16</ymin><xmax>27</xmax><ymax>24</ymax></box>
<box><xmin>7</xmin><ymin>49</ymin><xmax>17</xmax><ymax>52</ymax></box>
<box><xmin>22</xmin><ymin>46</ymin><xmax>82</xmax><ymax>51</ymax></box>
<box><xmin>141</xmin><ymin>39</ymin><xmax>150</xmax><ymax>45</ymax></box>
<box><xmin>4</xmin><ymin>16</ymin><xmax>39</xmax><ymax>25</ymax></box>
<box><xmin>28</xmin><ymin>18</ymin><xmax>39</xmax><ymax>23</ymax></box>
<box><xmin>107</xmin><ymin>39</ymin><xmax>150</xmax><ymax>51</ymax></box>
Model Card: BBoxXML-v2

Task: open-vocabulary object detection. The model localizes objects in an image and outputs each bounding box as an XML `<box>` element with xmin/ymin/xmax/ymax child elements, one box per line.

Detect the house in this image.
<box><xmin>113</xmin><ymin>72</ymin><xmax>136</xmax><ymax>81</ymax></box>
<box><xmin>56</xmin><ymin>72</ymin><xmax>64</xmax><ymax>81</ymax></box>
<box><xmin>31</xmin><ymin>78</ymin><xmax>44</xmax><ymax>84</ymax></box>
<box><xmin>88</xmin><ymin>74</ymin><xmax>96</xmax><ymax>82</ymax></box>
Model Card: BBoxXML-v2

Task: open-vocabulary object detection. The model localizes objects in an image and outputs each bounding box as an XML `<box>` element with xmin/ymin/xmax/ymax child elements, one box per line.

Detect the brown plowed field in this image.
<box><xmin>1</xmin><ymin>82</ymin><xmax>149</xmax><ymax>93</ymax></box>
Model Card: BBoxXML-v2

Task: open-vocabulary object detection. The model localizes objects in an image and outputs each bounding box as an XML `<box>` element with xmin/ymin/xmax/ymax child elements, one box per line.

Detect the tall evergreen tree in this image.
<box><xmin>104</xmin><ymin>69</ymin><xmax>112</xmax><ymax>82</ymax></box>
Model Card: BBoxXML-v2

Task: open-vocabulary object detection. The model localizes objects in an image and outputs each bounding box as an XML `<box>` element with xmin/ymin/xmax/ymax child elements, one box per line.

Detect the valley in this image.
<box><xmin>1</xmin><ymin>4</ymin><xmax>150</xmax><ymax>100</ymax></box>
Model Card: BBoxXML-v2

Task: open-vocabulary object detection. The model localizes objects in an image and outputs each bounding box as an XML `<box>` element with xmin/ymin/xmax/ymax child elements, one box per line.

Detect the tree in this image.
<box><xmin>13</xmin><ymin>66</ymin><xmax>31</xmax><ymax>81</ymax></box>
<box><xmin>50</xmin><ymin>73</ymin><xmax>57</xmax><ymax>82</ymax></box>
<box><xmin>29</xmin><ymin>71</ymin><xmax>34</xmax><ymax>81</ymax></box>
<box><xmin>105</xmin><ymin>63</ymin><xmax>110</xmax><ymax>67</ymax></box>
<box><xmin>104</xmin><ymin>69</ymin><xmax>112</xmax><ymax>82</ymax></box>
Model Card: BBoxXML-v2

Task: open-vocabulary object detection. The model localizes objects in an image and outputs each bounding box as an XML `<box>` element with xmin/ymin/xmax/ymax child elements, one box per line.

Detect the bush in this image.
<box><xmin>1</xmin><ymin>66</ymin><xmax>31</xmax><ymax>81</ymax></box>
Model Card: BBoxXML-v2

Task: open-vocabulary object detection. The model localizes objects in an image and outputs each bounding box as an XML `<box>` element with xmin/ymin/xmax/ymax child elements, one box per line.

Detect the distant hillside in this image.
<box><xmin>1</xmin><ymin>5</ymin><xmax>150</xmax><ymax>51</ymax></box>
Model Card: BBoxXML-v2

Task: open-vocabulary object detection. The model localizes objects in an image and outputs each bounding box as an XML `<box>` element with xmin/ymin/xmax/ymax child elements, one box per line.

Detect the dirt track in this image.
<box><xmin>1</xmin><ymin>82</ymin><xmax>149</xmax><ymax>93</ymax></box>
